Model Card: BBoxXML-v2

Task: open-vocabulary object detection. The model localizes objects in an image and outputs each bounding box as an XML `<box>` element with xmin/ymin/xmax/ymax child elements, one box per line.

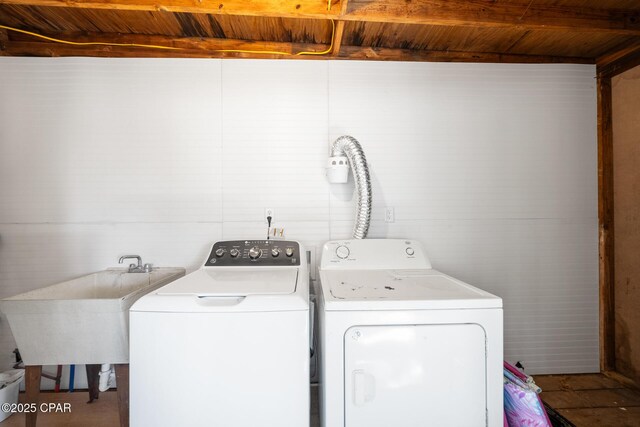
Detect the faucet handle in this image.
<box><xmin>118</xmin><ymin>255</ymin><xmax>146</xmax><ymax>273</ymax></box>
<box><xmin>144</xmin><ymin>263</ymin><xmax>153</xmax><ymax>273</ymax></box>
<box><xmin>119</xmin><ymin>255</ymin><xmax>142</xmax><ymax>266</ymax></box>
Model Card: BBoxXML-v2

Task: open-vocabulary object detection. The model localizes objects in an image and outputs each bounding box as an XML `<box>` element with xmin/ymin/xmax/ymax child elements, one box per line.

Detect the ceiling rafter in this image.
<box><xmin>1</xmin><ymin>0</ymin><xmax>639</xmax><ymax>35</ymax></box>
<box><xmin>331</xmin><ymin>0</ymin><xmax>348</xmax><ymax>56</ymax></box>
<box><xmin>596</xmin><ymin>37</ymin><xmax>640</xmax><ymax>77</ymax></box>
<box><xmin>598</xmin><ymin>48</ymin><xmax>640</xmax><ymax>78</ymax></box>
<box><xmin>0</xmin><ymin>0</ymin><xmax>340</xmax><ymax>19</ymax></box>
<box><xmin>331</xmin><ymin>21</ymin><xmax>345</xmax><ymax>56</ymax></box>
<box><xmin>338</xmin><ymin>45</ymin><xmax>593</xmax><ymax>64</ymax></box>
<box><xmin>4</xmin><ymin>30</ymin><xmax>328</xmax><ymax>55</ymax></box>
<box><xmin>0</xmin><ymin>27</ymin><xmax>8</xmax><ymax>52</ymax></box>
<box><xmin>2</xmin><ymin>29</ymin><xmax>595</xmax><ymax>64</ymax></box>
<box><xmin>597</xmin><ymin>38</ymin><xmax>640</xmax><ymax>67</ymax></box>
<box><xmin>342</xmin><ymin>0</ymin><xmax>640</xmax><ymax>34</ymax></box>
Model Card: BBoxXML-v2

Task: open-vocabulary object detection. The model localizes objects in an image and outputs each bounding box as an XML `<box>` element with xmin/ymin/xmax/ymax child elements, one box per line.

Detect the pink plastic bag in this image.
<box><xmin>503</xmin><ymin>362</ymin><xmax>552</xmax><ymax>427</ymax></box>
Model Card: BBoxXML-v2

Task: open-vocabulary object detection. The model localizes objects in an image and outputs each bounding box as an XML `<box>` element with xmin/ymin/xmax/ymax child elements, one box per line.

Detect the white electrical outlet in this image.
<box><xmin>265</xmin><ymin>208</ymin><xmax>274</xmax><ymax>223</ymax></box>
<box><xmin>385</xmin><ymin>207</ymin><xmax>395</xmax><ymax>223</ymax></box>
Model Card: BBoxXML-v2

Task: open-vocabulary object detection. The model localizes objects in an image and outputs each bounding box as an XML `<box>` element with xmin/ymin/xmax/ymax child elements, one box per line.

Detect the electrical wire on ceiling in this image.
<box><xmin>0</xmin><ymin>0</ymin><xmax>336</xmax><ymax>56</ymax></box>
<box><xmin>0</xmin><ymin>24</ymin><xmax>183</xmax><ymax>50</ymax></box>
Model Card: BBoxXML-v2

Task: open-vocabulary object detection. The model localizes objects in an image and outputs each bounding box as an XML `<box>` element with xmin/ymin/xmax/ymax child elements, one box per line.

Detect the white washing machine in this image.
<box><xmin>316</xmin><ymin>239</ymin><xmax>503</xmax><ymax>427</ymax></box>
<box><xmin>129</xmin><ymin>240</ymin><xmax>309</xmax><ymax>427</ymax></box>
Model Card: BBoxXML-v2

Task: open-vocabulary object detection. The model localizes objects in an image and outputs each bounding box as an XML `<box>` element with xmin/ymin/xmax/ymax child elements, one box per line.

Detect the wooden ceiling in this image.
<box><xmin>1</xmin><ymin>0</ymin><xmax>640</xmax><ymax>66</ymax></box>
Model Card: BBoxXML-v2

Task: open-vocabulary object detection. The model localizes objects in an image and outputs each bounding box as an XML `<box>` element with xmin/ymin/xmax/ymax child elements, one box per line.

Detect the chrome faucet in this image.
<box><xmin>118</xmin><ymin>255</ymin><xmax>152</xmax><ymax>273</ymax></box>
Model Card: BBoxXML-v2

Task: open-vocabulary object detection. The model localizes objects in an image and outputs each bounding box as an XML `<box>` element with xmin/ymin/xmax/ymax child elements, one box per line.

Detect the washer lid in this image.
<box><xmin>156</xmin><ymin>269</ymin><xmax>298</xmax><ymax>297</ymax></box>
<box><xmin>320</xmin><ymin>269</ymin><xmax>502</xmax><ymax>310</ymax></box>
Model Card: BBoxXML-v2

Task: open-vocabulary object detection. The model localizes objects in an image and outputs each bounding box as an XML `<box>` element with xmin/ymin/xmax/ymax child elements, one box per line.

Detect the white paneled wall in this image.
<box><xmin>0</xmin><ymin>58</ymin><xmax>597</xmax><ymax>378</ymax></box>
<box><xmin>328</xmin><ymin>62</ymin><xmax>599</xmax><ymax>373</ymax></box>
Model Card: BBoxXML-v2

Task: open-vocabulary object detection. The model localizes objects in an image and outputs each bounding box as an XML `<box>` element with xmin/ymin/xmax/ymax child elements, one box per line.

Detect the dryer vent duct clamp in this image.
<box><xmin>326</xmin><ymin>136</ymin><xmax>372</xmax><ymax>239</ymax></box>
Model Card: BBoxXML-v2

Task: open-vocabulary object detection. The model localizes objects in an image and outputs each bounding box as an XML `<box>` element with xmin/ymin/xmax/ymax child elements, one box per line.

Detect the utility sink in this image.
<box><xmin>0</xmin><ymin>268</ymin><xmax>185</xmax><ymax>365</ymax></box>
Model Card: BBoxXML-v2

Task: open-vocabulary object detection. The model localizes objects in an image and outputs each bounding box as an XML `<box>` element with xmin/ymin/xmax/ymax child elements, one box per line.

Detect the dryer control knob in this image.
<box><xmin>336</xmin><ymin>245</ymin><xmax>350</xmax><ymax>259</ymax></box>
<box><xmin>215</xmin><ymin>248</ymin><xmax>225</xmax><ymax>257</ymax></box>
<box><xmin>230</xmin><ymin>248</ymin><xmax>240</xmax><ymax>258</ymax></box>
<box><xmin>271</xmin><ymin>248</ymin><xmax>281</xmax><ymax>257</ymax></box>
<box><xmin>285</xmin><ymin>247</ymin><xmax>294</xmax><ymax>257</ymax></box>
<box><xmin>249</xmin><ymin>246</ymin><xmax>262</xmax><ymax>260</ymax></box>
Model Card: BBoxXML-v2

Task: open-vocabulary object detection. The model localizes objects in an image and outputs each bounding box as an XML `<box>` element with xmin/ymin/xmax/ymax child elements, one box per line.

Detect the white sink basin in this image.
<box><xmin>0</xmin><ymin>268</ymin><xmax>185</xmax><ymax>365</ymax></box>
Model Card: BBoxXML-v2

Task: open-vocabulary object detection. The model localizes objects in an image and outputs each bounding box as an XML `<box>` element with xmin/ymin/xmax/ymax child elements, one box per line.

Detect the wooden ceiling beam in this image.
<box><xmin>597</xmin><ymin>47</ymin><xmax>640</xmax><ymax>78</ymax></box>
<box><xmin>338</xmin><ymin>45</ymin><xmax>594</xmax><ymax>64</ymax></box>
<box><xmin>4</xmin><ymin>31</ymin><xmax>330</xmax><ymax>56</ymax></box>
<box><xmin>4</xmin><ymin>41</ymin><xmax>299</xmax><ymax>59</ymax></box>
<box><xmin>0</xmin><ymin>0</ymin><xmax>340</xmax><ymax>19</ymax></box>
<box><xmin>0</xmin><ymin>27</ymin><xmax>8</xmax><ymax>53</ymax></box>
<box><xmin>331</xmin><ymin>21</ymin><xmax>345</xmax><ymax>56</ymax></box>
<box><xmin>342</xmin><ymin>0</ymin><xmax>640</xmax><ymax>34</ymax></box>
<box><xmin>597</xmin><ymin>39</ymin><xmax>640</xmax><ymax>67</ymax></box>
<box><xmin>1</xmin><ymin>0</ymin><xmax>639</xmax><ymax>35</ymax></box>
<box><xmin>596</xmin><ymin>36</ymin><xmax>640</xmax><ymax>77</ymax></box>
<box><xmin>2</xmin><ymin>30</ymin><xmax>594</xmax><ymax>64</ymax></box>
<box><xmin>331</xmin><ymin>0</ymin><xmax>348</xmax><ymax>56</ymax></box>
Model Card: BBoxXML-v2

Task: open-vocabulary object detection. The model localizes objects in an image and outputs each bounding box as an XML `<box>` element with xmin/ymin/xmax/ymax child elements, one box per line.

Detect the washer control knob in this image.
<box><xmin>405</xmin><ymin>247</ymin><xmax>415</xmax><ymax>256</ymax></box>
<box><xmin>336</xmin><ymin>245</ymin><xmax>350</xmax><ymax>259</ymax></box>
<box><xmin>271</xmin><ymin>248</ymin><xmax>281</xmax><ymax>257</ymax></box>
<box><xmin>285</xmin><ymin>247</ymin><xmax>294</xmax><ymax>257</ymax></box>
<box><xmin>248</xmin><ymin>246</ymin><xmax>262</xmax><ymax>260</ymax></box>
<box><xmin>229</xmin><ymin>248</ymin><xmax>240</xmax><ymax>258</ymax></box>
<box><xmin>215</xmin><ymin>248</ymin><xmax>225</xmax><ymax>257</ymax></box>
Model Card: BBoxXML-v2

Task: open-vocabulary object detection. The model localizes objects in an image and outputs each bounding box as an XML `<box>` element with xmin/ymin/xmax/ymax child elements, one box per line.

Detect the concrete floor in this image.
<box><xmin>3</xmin><ymin>386</ymin><xmax>321</xmax><ymax>427</ymax></box>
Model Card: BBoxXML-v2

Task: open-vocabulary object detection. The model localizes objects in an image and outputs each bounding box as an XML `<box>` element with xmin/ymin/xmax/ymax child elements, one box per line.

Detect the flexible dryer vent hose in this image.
<box><xmin>331</xmin><ymin>135</ymin><xmax>372</xmax><ymax>239</ymax></box>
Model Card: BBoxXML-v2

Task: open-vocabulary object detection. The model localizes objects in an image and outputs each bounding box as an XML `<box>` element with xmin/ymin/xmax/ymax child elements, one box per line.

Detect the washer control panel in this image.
<box><xmin>205</xmin><ymin>240</ymin><xmax>300</xmax><ymax>266</ymax></box>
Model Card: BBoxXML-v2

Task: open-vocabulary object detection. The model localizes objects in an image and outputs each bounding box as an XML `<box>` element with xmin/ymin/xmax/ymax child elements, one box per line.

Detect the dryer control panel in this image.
<box><xmin>320</xmin><ymin>239</ymin><xmax>431</xmax><ymax>270</ymax></box>
<box><xmin>205</xmin><ymin>240</ymin><xmax>300</xmax><ymax>267</ymax></box>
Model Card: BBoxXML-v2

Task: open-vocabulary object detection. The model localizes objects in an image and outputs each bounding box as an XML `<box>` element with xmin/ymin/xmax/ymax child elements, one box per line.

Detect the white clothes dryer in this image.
<box><xmin>316</xmin><ymin>239</ymin><xmax>503</xmax><ymax>427</ymax></box>
<box><xmin>130</xmin><ymin>240</ymin><xmax>309</xmax><ymax>427</ymax></box>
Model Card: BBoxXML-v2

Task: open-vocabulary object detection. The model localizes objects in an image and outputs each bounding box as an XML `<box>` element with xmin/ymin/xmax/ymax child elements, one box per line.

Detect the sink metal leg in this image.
<box><xmin>25</xmin><ymin>365</ymin><xmax>41</xmax><ymax>427</ymax></box>
<box><xmin>114</xmin><ymin>364</ymin><xmax>129</xmax><ymax>427</ymax></box>
<box><xmin>85</xmin><ymin>364</ymin><xmax>101</xmax><ymax>403</ymax></box>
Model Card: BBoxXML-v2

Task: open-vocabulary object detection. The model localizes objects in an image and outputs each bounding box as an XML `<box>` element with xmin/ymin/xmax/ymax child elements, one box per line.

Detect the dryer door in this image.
<box><xmin>344</xmin><ymin>324</ymin><xmax>487</xmax><ymax>427</ymax></box>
